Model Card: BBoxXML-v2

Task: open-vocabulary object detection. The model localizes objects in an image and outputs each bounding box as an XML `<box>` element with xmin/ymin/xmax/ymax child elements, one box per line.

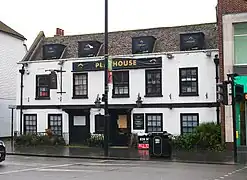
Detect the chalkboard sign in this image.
<box><xmin>133</xmin><ymin>113</ymin><xmax>144</xmax><ymax>130</ymax></box>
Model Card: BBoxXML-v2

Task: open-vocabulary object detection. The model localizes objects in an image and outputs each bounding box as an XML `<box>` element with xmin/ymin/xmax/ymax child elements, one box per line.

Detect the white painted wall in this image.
<box><xmin>16</xmin><ymin>106</ymin><xmax>216</xmax><ymax>144</ymax></box>
<box><xmin>15</xmin><ymin>50</ymin><xmax>218</xmax><ymax>143</ymax></box>
<box><xmin>0</xmin><ymin>32</ymin><xmax>26</xmax><ymax>137</ymax></box>
<box><xmin>222</xmin><ymin>13</ymin><xmax>247</xmax><ymax>143</ymax></box>
<box><xmin>15</xmin><ymin>109</ymin><xmax>69</xmax><ymax>144</ymax></box>
<box><xmin>16</xmin><ymin>50</ymin><xmax>218</xmax><ymax>106</ymax></box>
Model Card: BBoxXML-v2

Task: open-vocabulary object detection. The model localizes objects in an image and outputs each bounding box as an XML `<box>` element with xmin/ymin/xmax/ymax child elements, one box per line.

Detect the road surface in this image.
<box><xmin>0</xmin><ymin>155</ymin><xmax>246</xmax><ymax>180</ymax></box>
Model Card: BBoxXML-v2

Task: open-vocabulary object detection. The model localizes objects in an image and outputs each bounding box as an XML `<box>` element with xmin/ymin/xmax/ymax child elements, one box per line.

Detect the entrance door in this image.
<box><xmin>109</xmin><ymin>109</ymin><xmax>131</xmax><ymax>146</ymax></box>
<box><xmin>69</xmin><ymin>113</ymin><xmax>90</xmax><ymax>144</ymax></box>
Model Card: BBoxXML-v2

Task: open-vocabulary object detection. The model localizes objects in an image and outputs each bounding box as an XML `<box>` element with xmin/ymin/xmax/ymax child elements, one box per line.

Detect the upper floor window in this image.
<box><xmin>36</xmin><ymin>75</ymin><xmax>50</xmax><ymax>100</ymax></box>
<box><xmin>24</xmin><ymin>114</ymin><xmax>37</xmax><ymax>135</ymax></box>
<box><xmin>112</xmin><ymin>71</ymin><xmax>129</xmax><ymax>98</ymax></box>
<box><xmin>145</xmin><ymin>69</ymin><xmax>162</xmax><ymax>97</ymax></box>
<box><xmin>48</xmin><ymin>114</ymin><xmax>62</xmax><ymax>136</ymax></box>
<box><xmin>180</xmin><ymin>113</ymin><xmax>199</xmax><ymax>134</ymax></box>
<box><xmin>179</xmin><ymin>67</ymin><xmax>198</xmax><ymax>96</ymax></box>
<box><xmin>73</xmin><ymin>73</ymin><xmax>88</xmax><ymax>99</ymax></box>
<box><xmin>234</xmin><ymin>23</ymin><xmax>247</xmax><ymax>65</ymax></box>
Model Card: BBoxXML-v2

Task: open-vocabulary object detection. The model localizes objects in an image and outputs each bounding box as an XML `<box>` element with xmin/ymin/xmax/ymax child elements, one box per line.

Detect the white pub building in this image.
<box><xmin>15</xmin><ymin>23</ymin><xmax>219</xmax><ymax>145</ymax></box>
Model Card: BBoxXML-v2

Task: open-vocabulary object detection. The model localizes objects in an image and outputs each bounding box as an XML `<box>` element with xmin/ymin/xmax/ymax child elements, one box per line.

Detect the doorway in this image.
<box><xmin>68</xmin><ymin>110</ymin><xmax>90</xmax><ymax>145</ymax></box>
<box><xmin>109</xmin><ymin>109</ymin><xmax>131</xmax><ymax>146</ymax></box>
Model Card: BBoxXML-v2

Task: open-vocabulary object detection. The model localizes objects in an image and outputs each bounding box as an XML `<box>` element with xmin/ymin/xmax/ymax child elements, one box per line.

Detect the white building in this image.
<box><xmin>0</xmin><ymin>21</ymin><xmax>27</xmax><ymax>137</ymax></box>
<box><xmin>15</xmin><ymin>24</ymin><xmax>219</xmax><ymax>145</ymax></box>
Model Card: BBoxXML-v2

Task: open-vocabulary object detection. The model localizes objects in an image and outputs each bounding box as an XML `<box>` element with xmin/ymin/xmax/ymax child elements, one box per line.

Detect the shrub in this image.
<box><xmin>172</xmin><ymin>122</ymin><xmax>225</xmax><ymax>152</ymax></box>
<box><xmin>86</xmin><ymin>134</ymin><xmax>104</xmax><ymax>147</ymax></box>
<box><xmin>15</xmin><ymin>134</ymin><xmax>66</xmax><ymax>146</ymax></box>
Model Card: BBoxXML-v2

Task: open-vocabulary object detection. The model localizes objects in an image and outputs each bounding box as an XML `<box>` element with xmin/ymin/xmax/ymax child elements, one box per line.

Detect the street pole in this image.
<box><xmin>228</xmin><ymin>74</ymin><xmax>237</xmax><ymax>163</ymax></box>
<box><xmin>19</xmin><ymin>65</ymin><xmax>25</xmax><ymax>135</ymax></box>
<box><xmin>214</xmin><ymin>55</ymin><xmax>220</xmax><ymax>124</ymax></box>
<box><xmin>104</xmin><ymin>0</ymin><xmax>109</xmax><ymax>157</ymax></box>
<box><xmin>11</xmin><ymin>108</ymin><xmax>14</xmax><ymax>147</ymax></box>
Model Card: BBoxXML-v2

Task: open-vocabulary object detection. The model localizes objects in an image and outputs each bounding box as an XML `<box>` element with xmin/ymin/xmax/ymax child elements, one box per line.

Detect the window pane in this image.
<box><xmin>146</xmin><ymin>70</ymin><xmax>161</xmax><ymax>95</ymax></box>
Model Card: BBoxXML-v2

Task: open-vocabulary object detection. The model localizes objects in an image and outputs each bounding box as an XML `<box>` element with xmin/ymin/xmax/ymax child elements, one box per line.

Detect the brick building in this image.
<box><xmin>217</xmin><ymin>0</ymin><xmax>247</xmax><ymax>148</ymax></box>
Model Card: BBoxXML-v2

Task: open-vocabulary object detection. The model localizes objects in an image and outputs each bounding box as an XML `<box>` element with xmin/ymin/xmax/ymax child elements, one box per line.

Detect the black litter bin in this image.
<box><xmin>148</xmin><ymin>131</ymin><xmax>172</xmax><ymax>158</ymax></box>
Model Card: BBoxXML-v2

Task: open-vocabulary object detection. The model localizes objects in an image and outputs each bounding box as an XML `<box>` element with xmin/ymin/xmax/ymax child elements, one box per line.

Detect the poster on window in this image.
<box><xmin>133</xmin><ymin>113</ymin><xmax>144</xmax><ymax>130</ymax></box>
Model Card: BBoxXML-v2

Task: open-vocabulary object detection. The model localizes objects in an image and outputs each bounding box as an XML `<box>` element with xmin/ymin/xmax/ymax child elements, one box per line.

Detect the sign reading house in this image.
<box><xmin>78</xmin><ymin>40</ymin><xmax>102</xmax><ymax>57</ymax></box>
<box><xmin>72</xmin><ymin>57</ymin><xmax>162</xmax><ymax>72</ymax></box>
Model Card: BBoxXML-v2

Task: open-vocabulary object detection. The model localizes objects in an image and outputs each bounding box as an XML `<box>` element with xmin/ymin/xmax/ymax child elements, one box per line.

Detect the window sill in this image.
<box><xmin>144</xmin><ymin>94</ymin><xmax>163</xmax><ymax>98</ymax></box>
<box><xmin>35</xmin><ymin>97</ymin><xmax>50</xmax><ymax>100</ymax></box>
<box><xmin>179</xmin><ymin>93</ymin><xmax>199</xmax><ymax>97</ymax></box>
<box><xmin>112</xmin><ymin>94</ymin><xmax>130</xmax><ymax>98</ymax></box>
<box><xmin>72</xmin><ymin>96</ymin><xmax>88</xmax><ymax>99</ymax></box>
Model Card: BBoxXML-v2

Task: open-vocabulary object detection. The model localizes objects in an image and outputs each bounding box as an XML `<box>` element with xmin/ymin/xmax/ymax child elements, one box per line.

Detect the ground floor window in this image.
<box><xmin>24</xmin><ymin>114</ymin><xmax>37</xmax><ymax>134</ymax></box>
<box><xmin>180</xmin><ymin>113</ymin><xmax>199</xmax><ymax>134</ymax></box>
<box><xmin>145</xmin><ymin>113</ymin><xmax>163</xmax><ymax>132</ymax></box>
<box><xmin>48</xmin><ymin>114</ymin><xmax>63</xmax><ymax>136</ymax></box>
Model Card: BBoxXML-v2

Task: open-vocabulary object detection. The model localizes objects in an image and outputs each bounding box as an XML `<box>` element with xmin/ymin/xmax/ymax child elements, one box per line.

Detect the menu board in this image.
<box><xmin>133</xmin><ymin>113</ymin><xmax>144</xmax><ymax>130</ymax></box>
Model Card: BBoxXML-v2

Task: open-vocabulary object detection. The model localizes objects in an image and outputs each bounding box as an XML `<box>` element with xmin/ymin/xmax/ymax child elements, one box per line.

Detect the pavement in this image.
<box><xmin>0</xmin><ymin>155</ymin><xmax>246</xmax><ymax>180</ymax></box>
<box><xmin>4</xmin><ymin>141</ymin><xmax>235</xmax><ymax>165</ymax></box>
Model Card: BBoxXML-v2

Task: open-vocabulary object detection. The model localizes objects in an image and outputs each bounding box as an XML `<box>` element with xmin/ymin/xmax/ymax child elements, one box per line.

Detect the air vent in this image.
<box><xmin>43</xmin><ymin>44</ymin><xmax>66</xmax><ymax>60</ymax></box>
<box><xmin>180</xmin><ymin>32</ymin><xmax>205</xmax><ymax>51</ymax></box>
<box><xmin>78</xmin><ymin>41</ymin><xmax>102</xmax><ymax>57</ymax></box>
<box><xmin>132</xmin><ymin>36</ymin><xmax>156</xmax><ymax>54</ymax></box>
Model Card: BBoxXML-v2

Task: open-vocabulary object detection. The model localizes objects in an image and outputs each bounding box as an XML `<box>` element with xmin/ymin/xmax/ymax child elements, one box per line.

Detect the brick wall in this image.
<box><xmin>221</xmin><ymin>0</ymin><xmax>247</xmax><ymax>14</ymax></box>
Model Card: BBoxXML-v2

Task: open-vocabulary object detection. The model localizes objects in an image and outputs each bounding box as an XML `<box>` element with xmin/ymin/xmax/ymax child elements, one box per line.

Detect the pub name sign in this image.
<box><xmin>72</xmin><ymin>57</ymin><xmax>162</xmax><ymax>72</ymax></box>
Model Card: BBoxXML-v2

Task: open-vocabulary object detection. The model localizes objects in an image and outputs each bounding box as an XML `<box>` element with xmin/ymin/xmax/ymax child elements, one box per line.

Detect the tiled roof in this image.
<box><xmin>0</xmin><ymin>21</ymin><xmax>26</xmax><ymax>40</ymax></box>
<box><xmin>24</xmin><ymin>22</ymin><xmax>218</xmax><ymax>61</ymax></box>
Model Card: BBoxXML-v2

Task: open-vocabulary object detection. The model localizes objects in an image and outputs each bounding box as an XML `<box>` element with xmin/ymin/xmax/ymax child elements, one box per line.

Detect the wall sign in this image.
<box><xmin>78</xmin><ymin>41</ymin><xmax>102</xmax><ymax>57</ymax></box>
<box><xmin>133</xmin><ymin>113</ymin><xmax>144</xmax><ymax>130</ymax></box>
<box><xmin>72</xmin><ymin>57</ymin><xmax>162</xmax><ymax>72</ymax></box>
<box><xmin>132</xmin><ymin>36</ymin><xmax>156</xmax><ymax>54</ymax></box>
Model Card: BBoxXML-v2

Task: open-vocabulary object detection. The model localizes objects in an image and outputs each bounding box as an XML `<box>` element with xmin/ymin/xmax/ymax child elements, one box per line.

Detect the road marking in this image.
<box><xmin>0</xmin><ymin>163</ymin><xmax>79</xmax><ymax>175</ymax></box>
<box><xmin>37</xmin><ymin>168</ymin><xmax>102</xmax><ymax>173</ymax></box>
<box><xmin>213</xmin><ymin>166</ymin><xmax>247</xmax><ymax>180</ymax></box>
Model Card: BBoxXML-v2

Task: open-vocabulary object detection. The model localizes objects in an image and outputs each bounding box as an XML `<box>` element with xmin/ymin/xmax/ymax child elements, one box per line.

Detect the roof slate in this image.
<box><xmin>29</xmin><ymin>22</ymin><xmax>218</xmax><ymax>61</ymax></box>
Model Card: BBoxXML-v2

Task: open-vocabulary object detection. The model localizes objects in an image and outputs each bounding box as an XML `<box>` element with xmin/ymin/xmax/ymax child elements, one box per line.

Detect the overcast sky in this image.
<box><xmin>1</xmin><ymin>0</ymin><xmax>217</xmax><ymax>48</ymax></box>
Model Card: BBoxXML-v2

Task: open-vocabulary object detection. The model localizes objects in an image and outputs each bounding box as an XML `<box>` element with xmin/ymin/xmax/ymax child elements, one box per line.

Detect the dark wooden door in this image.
<box><xmin>69</xmin><ymin>113</ymin><xmax>90</xmax><ymax>144</ymax></box>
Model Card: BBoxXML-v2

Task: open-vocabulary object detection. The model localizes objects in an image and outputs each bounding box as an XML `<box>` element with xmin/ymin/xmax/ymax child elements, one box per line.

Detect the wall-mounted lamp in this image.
<box><xmin>169</xmin><ymin>93</ymin><xmax>172</xmax><ymax>100</ymax></box>
<box><xmin>205</xmin><ymin>93</ymin><xmax>208</xmax><ymax>99</ymax></box>
<box><xmin>167</xmin><ymin>53</ymin><xmax>174</xmax><ymax>59</ymax></box>
<box><xmin>94</xmin><ymin>94</ymin><xmax>101</xmax><ymax>109</ymax></box>
<box><xmin>206</xmin><ymin>51</ymin><xmax>212</xmax><ymax>57</ymax></box>
<box><xmin>136</xmin><ymin>93</ymin><xmax>143</xmax><ymax>108</ymax></box>
<box><xmin>213</xmin><ymin>54</ymin><xmax>219</xmax><ymax>66</ymax></box>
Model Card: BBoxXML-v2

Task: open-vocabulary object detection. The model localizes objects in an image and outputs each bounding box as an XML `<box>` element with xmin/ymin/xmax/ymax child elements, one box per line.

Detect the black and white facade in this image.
<box><xmin>15</xmin><ymin>24</ymin><xmax>219</xmax><ymax>145</ymax></box>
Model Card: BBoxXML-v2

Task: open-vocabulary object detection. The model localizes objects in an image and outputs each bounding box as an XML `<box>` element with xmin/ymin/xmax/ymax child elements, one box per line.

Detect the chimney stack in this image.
<box><xmin>55</xmin><ymin>28</ymin><xmax>64</xmax><ymax>36</ymax></box>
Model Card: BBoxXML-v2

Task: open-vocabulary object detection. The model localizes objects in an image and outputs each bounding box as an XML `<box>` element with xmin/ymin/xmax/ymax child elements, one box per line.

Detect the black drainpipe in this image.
<box><xmin>19</xmin><ymin>64</ymin><xmax>25</xmax><ymax>135</ymax></box>
<box><xmin>214</xmin><ymin>54</ymin><xmax>220</xmax><ymax>124</ymax></box>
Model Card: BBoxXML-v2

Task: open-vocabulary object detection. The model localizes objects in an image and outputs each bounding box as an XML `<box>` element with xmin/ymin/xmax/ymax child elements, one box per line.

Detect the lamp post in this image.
<box><xmin>103</xmin><ymin>0</ymin><xmax>110</xmax><ymax>157</ymax></box>
<box><xmin>214</xmin><ymin>55</ymin><xmax>220</xmax><ymax>124</ymax></box>
<box><xmin>227</xmin><ymin>73</ymin><xmax>239</xmax><ymax>163</ymax></box>
<box><xmin>94</xmin><ymin>94</ymin><xmax>101</xmax><ymax>109</ymax></box>
<box><xmin>19</xmin><ymin>65</ymin><xmax>25</xmax><ymax>135</ymax></box>
<box><xmin>136</xmin><ymin>93</ymin><xmax>143</xmax><ymax>108</ymax></box>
